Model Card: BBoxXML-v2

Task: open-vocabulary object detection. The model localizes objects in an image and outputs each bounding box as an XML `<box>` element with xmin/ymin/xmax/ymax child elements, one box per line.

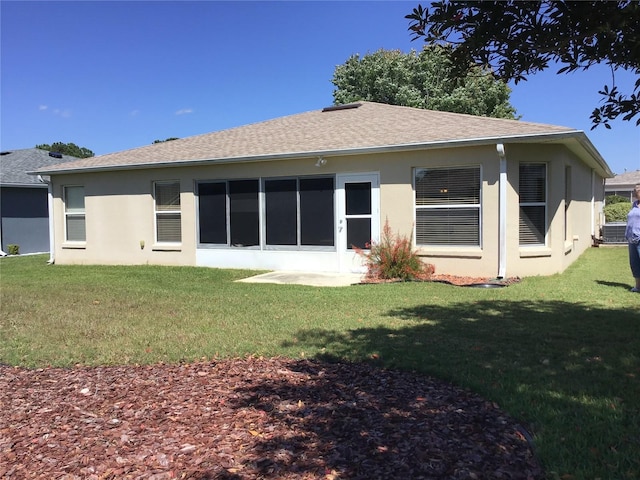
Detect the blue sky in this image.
<box><xmin>2</xmin><ymin>1</ymin><xmax>638</xmax><ymax>174</ymax></box>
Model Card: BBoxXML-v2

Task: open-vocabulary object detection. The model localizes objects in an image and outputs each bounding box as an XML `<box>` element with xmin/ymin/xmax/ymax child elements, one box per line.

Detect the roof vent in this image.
<box><xmin>322</xmin><ymin>102</ymin><xmax>362</xmax><ymax>113</ymax></box>
<box><xmin>49</xmin><ymin>151</ymin><xmax>63</xmax><ymax>159</ymax></box>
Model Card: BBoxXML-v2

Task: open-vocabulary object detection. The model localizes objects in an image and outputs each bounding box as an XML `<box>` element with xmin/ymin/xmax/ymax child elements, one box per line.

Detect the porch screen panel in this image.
<box><xmin>229</xmin><ymin>180</ymin><xmax>259</xmax><ymax>247</ymax></box>
<box><xmin>519</xmin><ymin>163</ymin><xmax>547</xmax><ymax>246</ymax></box>
<box><xmin>198</xmin><ymin>182</ymin><xmax>227</xmax><ymax>244</ymax></box>
<box><xmin>300</xmin><ymin>177</ymin><xmax>334</xmax><ymax>246</ymax></box>
<box><xmin>347</xmin><ymin>218</ymin><xmax>371</xmax><ymax>250</ymax></box>
<box><xmin>415</xmin><ymin>166</ymin><xmax>481</xmax><ymax>246</ymax></box>
<box><xmin>265</xmin><ymin>179</ymin><xmax>297</xmax><ymax>246</ymax></box>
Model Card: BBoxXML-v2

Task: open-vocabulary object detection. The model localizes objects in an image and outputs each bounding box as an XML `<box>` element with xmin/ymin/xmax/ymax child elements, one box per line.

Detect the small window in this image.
<box><xmin>154</xmin><ymin>181</ymin><xmax>181</xmax><ymax>243</ymax></box>
<box><xmin>64</xmin><ymin>186</ymin><xmax>86</xmax><ymax>242</ymax></box>
<box><xmin>519</xmin><ymin>163</ymin><xmax>547</xmax><ymax>246</ymax></box>
<box><xmin>415</xmin><ymin>166</ymin><xmax>481</xmax><ymax>246</ymax></box>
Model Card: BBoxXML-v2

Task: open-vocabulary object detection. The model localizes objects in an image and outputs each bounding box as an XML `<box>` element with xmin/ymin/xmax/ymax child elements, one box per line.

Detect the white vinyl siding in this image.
<box><xmin>154</xmin><ymin>181</ymin><xmax>181</xmax><ymax>243</ymax></box>
<box><xmin>64</xmin><ymin>186</ymin><xmax>86</xmax><ymax>242</ymax></box>
<box><xmin>519</xmin><ymin>163</ymin><xmax>547</xmax><ymax>246</ymax></box>
<box><xmin>415</xmin><ymin>166</ymin><xmax>481</xmax><ymax>246</ymax></box>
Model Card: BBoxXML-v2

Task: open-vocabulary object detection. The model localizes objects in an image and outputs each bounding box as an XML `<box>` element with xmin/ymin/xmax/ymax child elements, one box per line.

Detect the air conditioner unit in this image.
<box><xmin>601</xmin><ymin>223</ymin><xmax>627</xmax><ymax>244</ymax></box>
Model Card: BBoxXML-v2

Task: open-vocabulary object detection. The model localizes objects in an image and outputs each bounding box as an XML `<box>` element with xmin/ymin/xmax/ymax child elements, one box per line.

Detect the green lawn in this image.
<box><xmin>1</xmin><ymin>248</ymin><xmax>639</xmax><ymax>479</ymax></box>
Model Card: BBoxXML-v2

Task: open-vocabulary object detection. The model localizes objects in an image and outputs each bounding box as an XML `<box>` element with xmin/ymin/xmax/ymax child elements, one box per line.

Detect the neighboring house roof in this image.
<box><xmin>605</xmin><ymin>169</ymin><xmax>640</xmax><ymax>188</ymax></box>
<box><xmin>1</xmin><ymin>148</ymin><xmax>80</xmax><ymax>187</ymax></box>
<box><xmin>33</xmin><ymin>102</ymin><xmax>613</xmax><ymax>177</ymax></box>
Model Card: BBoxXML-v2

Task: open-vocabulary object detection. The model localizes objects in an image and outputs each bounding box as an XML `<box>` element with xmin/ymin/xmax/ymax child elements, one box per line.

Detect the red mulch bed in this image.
<box><xmin>361</xmin><ymin>274</ymin><xmax>521</xmax><ymax>287</ymax></box>
<box><xmin>1</xmin><ymin>357</ymin><xmax>542</xmax><ymax>479</ymax></box>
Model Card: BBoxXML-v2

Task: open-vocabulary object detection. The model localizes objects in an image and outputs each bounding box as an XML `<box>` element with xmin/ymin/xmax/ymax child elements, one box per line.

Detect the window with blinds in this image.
<box><xmin>64</xmin><ymin>186</ymin><xmax>86</xmax><ymax>242</ymax></box>
<box><xmin>519</xmin><ymin>163</ymin><xmax>547</xmax><ymax>246</ymax></box>
<box><xmin>154</xmin><ymin>181</ymin><xmax>181</xmax><ymax>243</ymax></box>
<box><xmin>415</xmin><ymin>166</ymin><xmax>481</xmax><ymax>246</ymax></box>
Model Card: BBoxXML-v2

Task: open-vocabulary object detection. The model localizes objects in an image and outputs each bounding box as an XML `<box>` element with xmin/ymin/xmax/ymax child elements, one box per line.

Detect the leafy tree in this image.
<box><xmin>405</xmin><ymin>1</ymin><xmax>640</xmax><ymax>129</ymax></box>
<box><xmin>36</xmin><ymin>142</ymin><xmax>94</xmax><ymax>158</ymax></box>
<box><xmin>332</xmin><ymin>45</ymin><xmax>518</xmax><ymax>119</ymax></box>
<box><xmin>153</xmin><ymin>137</ymin><xmax>179</xmax><ymax>144</ymax></box>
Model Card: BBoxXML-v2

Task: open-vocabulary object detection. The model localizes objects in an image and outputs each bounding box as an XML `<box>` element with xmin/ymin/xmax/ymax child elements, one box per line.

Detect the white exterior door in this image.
<box><xmin>336</xmin><ymin>173</ymin><xmax>380</xmax><ymax>273</ymax></box>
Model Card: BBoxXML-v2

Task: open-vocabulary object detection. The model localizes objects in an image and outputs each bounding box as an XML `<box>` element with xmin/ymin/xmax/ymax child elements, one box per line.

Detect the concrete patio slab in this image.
<box><xmin>237</xmin><ymin>271</ymin><xmax>364</xmax><ymax>287</ymax></box>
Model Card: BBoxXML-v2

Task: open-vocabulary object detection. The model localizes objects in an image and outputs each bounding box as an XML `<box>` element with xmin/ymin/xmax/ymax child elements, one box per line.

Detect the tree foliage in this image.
<box><xmin>405</xmin><ymin>1</ymin><xmax>640</xmax><ymax>129</ymax></box>
<box><xmin>605</xmin><ymin>194</ymin><xmax>632</xmax><ymax>205</ymax></box>
<box><xmin>332</xmin><ymin>45</ymin><xmax>518</xmax><ymax>119</ymax></box>
<box><xmin>604</xmin><ymin>201</ymin><xmax>631</xmax><ymax>223</ymax></box>
<box><xmin>35</xmin><ymin>142</ymin><xmax>94</xmax><ymax>158</ymax></box>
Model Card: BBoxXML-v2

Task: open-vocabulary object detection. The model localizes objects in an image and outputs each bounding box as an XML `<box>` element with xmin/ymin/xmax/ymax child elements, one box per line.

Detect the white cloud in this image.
<box><xmin>53</xmin><ymin>109</ymin><xmax>72</xmax><ymax>118</ymax></box>
<box><xmin>38</xmin><ymin>105</ymin><xmax>48</xmax><ymax>111</ymax></box>
<box><xmin>130</xmin><ymin>109</ymin><xmax>140</xmax><ymax>117</ymax></box>
<box><xmin>175</xmin><ymin>108</ymin><xmax>194</xmax><ymax>115</ymax></box>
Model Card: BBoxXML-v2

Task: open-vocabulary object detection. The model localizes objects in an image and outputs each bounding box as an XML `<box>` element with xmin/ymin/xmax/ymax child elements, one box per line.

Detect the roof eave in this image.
<box><xmin>32</xmin><ymin>130</ymin><xmax>612</xmax><ymax>177</ymax></box>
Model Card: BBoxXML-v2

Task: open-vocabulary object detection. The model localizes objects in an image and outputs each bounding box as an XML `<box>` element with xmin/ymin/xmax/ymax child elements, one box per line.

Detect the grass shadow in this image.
<box><xmin>282</xmin><ymin>299</ymin><xmax>640</xmax><ymax>479</ymax></box>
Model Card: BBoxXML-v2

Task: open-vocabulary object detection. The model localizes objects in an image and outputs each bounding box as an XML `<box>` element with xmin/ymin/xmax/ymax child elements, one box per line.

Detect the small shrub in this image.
<box><xmin>605</xmin><ymin>194</ymin><xmax>630</xmax><ymax>205</ymax></box>
<box><xmin>7</xmin><ymin>244</ymin><xmax>19</xmax><ymax>255</ymax></box>
<box><xmin>604</xmin><ymin>202</ymin><xmax>631</xmax><ymax>223</ymax></box>
<box><xmin>355</xmin><ymin>220</ymin><xmax>434</xmax><ymax>282</ymax></box>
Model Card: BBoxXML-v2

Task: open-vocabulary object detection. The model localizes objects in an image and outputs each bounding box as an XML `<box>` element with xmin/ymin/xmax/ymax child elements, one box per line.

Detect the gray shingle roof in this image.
<box><xmin>605</xmin><ymin>170</ymin><xmax>640</xmax><ymax>186</ymax></box>
<box><xmin>1</xmin><ymin>148</ymin><xmax>80</xmax><ymax>185</ymax></box>
<box><xmin>33</xmin><ymin>102</ymin><xmax>610</xmax><ymax>176</ymax></box>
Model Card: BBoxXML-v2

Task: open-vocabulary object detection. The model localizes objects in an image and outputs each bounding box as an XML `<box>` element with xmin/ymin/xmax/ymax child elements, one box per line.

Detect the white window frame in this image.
<box><xmin>63</xmin><ymin>185</ymin><xmax>86</xmax><ymax>243</ymax></box>
<box><xmin>414</xmin><ymin>166</ymin><xmax>482</xmax><ymax>247</ymax></box>
<box><xmin>519</xmin><ymin>163</ymin><xmax>548</xmax><ymax>247</ymax></box>
<box><xmin>154</xmin><ymin>181</ymin><xmax>182</xmax><ymax>244</ymax></box>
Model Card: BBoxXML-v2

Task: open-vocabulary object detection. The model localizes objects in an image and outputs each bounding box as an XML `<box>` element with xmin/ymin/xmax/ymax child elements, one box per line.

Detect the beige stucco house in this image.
<box><xmin>34</xmin><ymin>102</ymin><xmax>613</xmax><ymax>278</ymax></box>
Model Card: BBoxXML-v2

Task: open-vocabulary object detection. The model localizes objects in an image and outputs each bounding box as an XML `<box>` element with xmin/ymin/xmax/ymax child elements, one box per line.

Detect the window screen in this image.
<box><xmin>415</xmin><ymin>167</ymin><xmax>481</xmax><ymax>246</ymax></box>
<box><xmin>265</xmin><ymin>179</ymin><xmax>297</xmax><ymax>246</ymax></box>
<box><xmin>229</xmin><ymin>180</ymin><xmax>259</xmax><ymax>247</ymax></box>
<box><xmin>300</xmin><ymin>177</ymin><xmax>334</xmax><ymax>246</ymax></box>
<box><xmin>198</xmin><ymin>182</ymin><xmax>227</xmax><ymax>244</ymax></box>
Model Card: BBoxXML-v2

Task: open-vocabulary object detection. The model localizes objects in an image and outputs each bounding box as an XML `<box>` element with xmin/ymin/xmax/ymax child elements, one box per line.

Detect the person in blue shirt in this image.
<box><xmin>625</xmin><ymin>184</ymin><xmax>640</xmax><ymax>293</ymax></box>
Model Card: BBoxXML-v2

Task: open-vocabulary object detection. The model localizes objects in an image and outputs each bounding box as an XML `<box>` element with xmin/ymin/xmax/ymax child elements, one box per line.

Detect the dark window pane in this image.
<box><xmin>345</xmin><ymin>182</ymin><xmax>371</xmax><ymax>215</ymax></box>
<box><xmin>300</xmin><ymin>177</ymin><xmax>334</xmax><ymax>246</ymax></box>
<box><xmin>265</xmin><ymin>179</ymin><xmax>297</xmax><ymax>245</ymax></box>
<box><xmin>519</xmin><ymin>164</ymin><xmax>546</xmax><ymax>203</ymax></box>
<box><xmin>198</xmin><ymin>183</ymin><xmax>227</xmax><ymax>244</ymax></box>
<box><xmin>347</xmin><ymin>217</ymin><xmax>371</xmax><ymax>250</ymax></box>
<box><xmin>229</xmin><ymin>180</ymin><xmax>259</xmax><ymax>246</ymax></box>
<box><xmin>520</xmin><ymin>206</ymin><xmax>545</xmax><ymax>245</ymax></box>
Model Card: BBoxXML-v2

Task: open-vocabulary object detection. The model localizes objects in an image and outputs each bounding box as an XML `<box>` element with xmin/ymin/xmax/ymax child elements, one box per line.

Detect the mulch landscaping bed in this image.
<box><xmin>1</xmin><ymin>357</ymin><xmax>542</xmax><ymax>479</ymax></box>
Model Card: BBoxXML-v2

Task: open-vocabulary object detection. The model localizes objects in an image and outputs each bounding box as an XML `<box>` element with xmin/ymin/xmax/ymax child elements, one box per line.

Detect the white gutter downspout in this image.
<box><xmin>497</xmin><ymin>144</ymin><xmax>507</xmax><ymax>279</ymax></box>
<box><xmin>47</xmin><ymin>182</ymin><xmax>55</xmax><ymax>264</ymax></box>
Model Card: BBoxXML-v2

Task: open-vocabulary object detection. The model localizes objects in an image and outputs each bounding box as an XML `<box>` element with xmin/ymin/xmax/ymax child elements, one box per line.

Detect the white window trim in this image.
<box><xmin>413</xmin><ymin>165</ymin><xmax>483</xmax><ymax>248</ymax></box>
<box><xmin>519</xmin><ymin>163</ymin><xmax>548</xmax><ymax>248</ymax></box>
<box><xmin>153</xmin><ymin>180</ymin><xmax>182</xmax><ymax>247</ymax></box>
<box><xmin>63</xmin><ymin>185</ymin><xmax>86</xmax><ymax>245</ymax></box>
